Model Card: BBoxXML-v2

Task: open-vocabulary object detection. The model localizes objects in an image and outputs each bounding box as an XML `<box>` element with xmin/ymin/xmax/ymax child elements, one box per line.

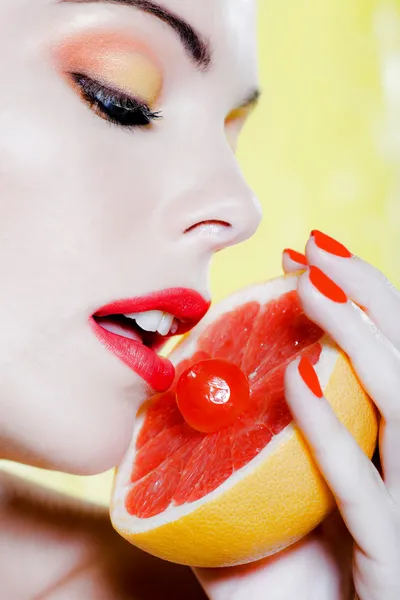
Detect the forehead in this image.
<box><xmin>165</xmin><ymin>0</ymin><xmax>257</xmax><ymax>35</ymax></box>
<box><xmin>161</xmin><ymin>0</ymin><xmax>258</xmax><ymax>56</ymax></box>
<box><xmin>140</xmin><ymin>0</ymin><xmax>259</xmax><ymax>93</ymax></box>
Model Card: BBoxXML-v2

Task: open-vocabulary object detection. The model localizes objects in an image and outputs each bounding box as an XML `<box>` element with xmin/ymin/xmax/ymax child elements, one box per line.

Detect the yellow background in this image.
<box><xmin>2</xmin><ymin>0</ymin><xmax>400</xmax><ymax>504</ymax></box>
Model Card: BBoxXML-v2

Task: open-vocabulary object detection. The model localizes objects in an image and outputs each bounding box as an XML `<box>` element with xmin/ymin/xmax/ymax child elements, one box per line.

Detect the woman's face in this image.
<box><xmin>0</xmin><ymin>0</ymin><xmax>261</xmax><ymax>475</ymax></box>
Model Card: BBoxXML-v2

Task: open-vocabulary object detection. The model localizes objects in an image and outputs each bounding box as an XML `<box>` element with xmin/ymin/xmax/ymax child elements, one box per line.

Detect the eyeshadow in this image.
<box><xmin>55</xmin><ymin>31</ymin><xmax>162</xmax><ymax>103</ymax></box>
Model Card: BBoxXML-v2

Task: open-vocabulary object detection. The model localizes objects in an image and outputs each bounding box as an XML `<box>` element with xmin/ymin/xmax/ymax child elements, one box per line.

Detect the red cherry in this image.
<box><xmin>175</xmin><ymin>359</ymin><xmax>251</xmax><ymax>433</ymax></box>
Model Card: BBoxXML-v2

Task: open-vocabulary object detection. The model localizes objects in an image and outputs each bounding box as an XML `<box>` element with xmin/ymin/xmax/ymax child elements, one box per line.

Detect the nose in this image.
<box><xmin>159</xmin><ymin>142</ymin><xmax>263</xmax><ymax>253</ymax></box>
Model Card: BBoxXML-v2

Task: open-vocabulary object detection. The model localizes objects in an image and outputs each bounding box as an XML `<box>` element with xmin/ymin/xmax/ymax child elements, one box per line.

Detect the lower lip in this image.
<box><xmin>90</xmin><ymin>318</ymin><xmax>175</xmax><ymax>392</ymax></box>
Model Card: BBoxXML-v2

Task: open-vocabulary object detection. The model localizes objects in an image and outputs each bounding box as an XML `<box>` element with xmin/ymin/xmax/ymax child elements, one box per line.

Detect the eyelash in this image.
<box><xmin>70</xmin><ymin>73</ymin><xmax>162</xmax><ymax>129</ymax></box>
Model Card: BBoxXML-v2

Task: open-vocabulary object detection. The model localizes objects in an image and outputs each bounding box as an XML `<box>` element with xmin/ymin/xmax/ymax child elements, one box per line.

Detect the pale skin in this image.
<box><xmin>0</xmin><ymin>0</ymin><xmax>399</xmax><ymax>598</ymax></box>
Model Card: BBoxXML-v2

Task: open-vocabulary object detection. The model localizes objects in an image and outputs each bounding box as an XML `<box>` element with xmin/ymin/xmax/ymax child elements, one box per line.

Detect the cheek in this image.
<box><xmin>0</xmin><ymin>61</ymin><xmax>112</xmax><ymax>332</ymax></box>
<box><xmin>0</xmin><ymin>53</ymin><xmax>177</xmax><ymax>371</ymax></box>
<box><xmin>0</xmin><ymin>60</ymin><xmax>115</xmax><ymax>247</ymax></box>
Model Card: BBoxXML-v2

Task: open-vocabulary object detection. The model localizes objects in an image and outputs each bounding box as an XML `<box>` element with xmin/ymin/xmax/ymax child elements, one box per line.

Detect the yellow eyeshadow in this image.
<box><xmin>55</xmin><ymin>32</ymin><xmax>162</xmax><ymax>105</ymax></box>
<box><xmin>95</xmin><ymin>52</ymin><xmax>162</xmax><ymax>104</ymax></box>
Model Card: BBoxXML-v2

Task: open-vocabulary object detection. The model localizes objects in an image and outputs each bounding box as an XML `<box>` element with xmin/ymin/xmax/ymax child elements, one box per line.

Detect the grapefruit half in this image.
<box><xmin>111</xmin><ymin>273</ymin><xmax>378</xmax><ymax>567</ymax></box>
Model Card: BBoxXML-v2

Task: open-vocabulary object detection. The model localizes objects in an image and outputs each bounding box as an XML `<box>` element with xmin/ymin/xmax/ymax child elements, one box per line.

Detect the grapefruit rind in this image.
<box><xmin>110</xmin><ymin>274</ymin><xmax>379</xmax><ymax>567</ymax></box>
<box><xmin>111</xmin><ymin>351</ymin><xmax>377</xmax><ymax>567</ymax></box>
<box><xmin>112</xmin><ymin>335</ymin><xmax>334</xmax><ymax>531</ymax></box>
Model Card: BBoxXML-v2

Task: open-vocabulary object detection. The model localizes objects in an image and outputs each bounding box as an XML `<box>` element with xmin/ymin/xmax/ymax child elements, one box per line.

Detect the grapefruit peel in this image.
<box><xmin>110</xmin><ymin>273</ymin><xmax>378</xmax><ymax>567</ymax></box>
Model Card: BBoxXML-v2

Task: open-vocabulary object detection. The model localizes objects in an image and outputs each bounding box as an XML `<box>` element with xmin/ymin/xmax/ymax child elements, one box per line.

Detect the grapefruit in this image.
<box><xmin>111</xmin><ymin>273</ymin><xmax>378</xmax><ymax>567</ymax></box>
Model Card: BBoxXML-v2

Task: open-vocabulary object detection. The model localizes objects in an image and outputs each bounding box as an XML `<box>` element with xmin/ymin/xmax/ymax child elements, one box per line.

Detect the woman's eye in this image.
<box><xmin>70</xmin><ymin>73</ymin><xmax>162</xmax><ymax>128</ymax></box>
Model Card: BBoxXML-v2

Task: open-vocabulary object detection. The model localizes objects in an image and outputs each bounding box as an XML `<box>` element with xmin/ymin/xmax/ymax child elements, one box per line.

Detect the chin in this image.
<box><xmin>51</xmin><ymin>430</ymin><xmax>133</xmax><ymax>477</ymax></box>
<box><xmin>14</xmin><ymin>389</ymin><xmax>141</xmax><ymax>478</ymax></box>
<box><xmin>55</xmin><ymin>408</ymin><xmax>138</xmax><ymax>476</ymax></box>
<box><xmin>4</xmin><ymin>330</ymin><xmax>151</xmax><ymax>477</ymax></box>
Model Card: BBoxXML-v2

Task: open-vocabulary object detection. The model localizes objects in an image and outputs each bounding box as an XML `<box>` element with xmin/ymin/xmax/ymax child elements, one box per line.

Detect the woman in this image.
<box><xmin>0</xmin><ymin>0</ymin><xmax>399</xmax><ymax>598</ymax></box>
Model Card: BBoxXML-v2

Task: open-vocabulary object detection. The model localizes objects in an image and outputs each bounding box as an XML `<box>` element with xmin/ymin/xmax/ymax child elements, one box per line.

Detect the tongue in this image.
<box><xmin>98</xmin><ymin>318</ymin><xmax>142</xmax><ymax>343</ymax></box>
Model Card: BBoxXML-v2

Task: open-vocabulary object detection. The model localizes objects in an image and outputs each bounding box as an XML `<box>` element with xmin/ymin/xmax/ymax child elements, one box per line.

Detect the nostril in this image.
<box><xmin>184</xmin><ymin>220</ymin><xmax>232</xmax><ymax>234</ymax></box>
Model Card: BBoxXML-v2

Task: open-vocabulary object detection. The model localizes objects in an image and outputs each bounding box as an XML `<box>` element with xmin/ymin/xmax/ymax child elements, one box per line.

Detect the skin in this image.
<box><xmin>0</xmin><ymin>0</ymin><xmax>399</xmax><ymax>598</ymax></box>
<box><xmin>0</xmin><ymin>0</ymin><xmax>261</xmax><ymax>475</ymax></box>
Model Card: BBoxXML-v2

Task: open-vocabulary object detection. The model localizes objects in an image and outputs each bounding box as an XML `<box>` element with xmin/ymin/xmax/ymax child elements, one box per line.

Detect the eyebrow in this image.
<box><xmin>60</xmin><ymin>0</ymin><xmax>212</xmax><ymax>70</ymax></box>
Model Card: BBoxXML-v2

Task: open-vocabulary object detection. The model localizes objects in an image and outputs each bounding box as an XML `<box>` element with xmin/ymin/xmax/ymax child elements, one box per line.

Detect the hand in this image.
<box><xmin>195</xmin><ymin>231</ymin><xmax>400</xmax><ymax>600</ymax></box>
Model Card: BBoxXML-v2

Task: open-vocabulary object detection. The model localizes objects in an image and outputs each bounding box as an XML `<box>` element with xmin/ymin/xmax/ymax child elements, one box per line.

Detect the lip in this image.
<box><xmin>90</xmin><ymin>288</ymin><xmax>211</xmax><ymax>392</ymax></box>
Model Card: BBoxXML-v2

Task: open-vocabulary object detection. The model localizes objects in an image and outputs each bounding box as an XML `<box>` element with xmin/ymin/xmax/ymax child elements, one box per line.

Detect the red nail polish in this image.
<box><xmin>298</xmin><ymin>356</ymin><xmax>323</xmax><ymax>398</ymax></box>
<box><xmin>309</xmin><ymin>266</ymin><xmax>348</xmax><ymax>303</ymax></box>
<box><xmin>311</xmin><ymin>230</ymin><xmax>352</xmax><ymax>258</ymax></box>
<box><xmin>284</xmin><ymin>248</ymin><xmax>308</xmax><ymax>266</ymax></box>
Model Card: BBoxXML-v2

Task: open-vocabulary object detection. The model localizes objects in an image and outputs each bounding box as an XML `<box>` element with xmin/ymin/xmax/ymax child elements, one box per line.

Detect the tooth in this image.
<box><xmin>157</xmin><ymin>313</ymin><xmax>174</xmax><ymax>336</ymax></box>
<box><xmin>124</xmin><ymin>313</ymin><xmax>139</xmax><ymax>321</ymax></box>
<box><xmin>170</xmin><ymin>319</ymin><xmax>179</xmax><ymax>335</ymax></box>
<box><xmin>132</xmin><ymin>310</ymin><xmax>164</xmax><ymax>333</ymax></box>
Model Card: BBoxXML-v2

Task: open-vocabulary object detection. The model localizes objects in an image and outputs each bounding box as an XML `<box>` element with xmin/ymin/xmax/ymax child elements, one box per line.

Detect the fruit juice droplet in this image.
<box><xmin>175</xmin><ymin>359</ymin><xmax>251</xmax><ymax>433</ymax></box>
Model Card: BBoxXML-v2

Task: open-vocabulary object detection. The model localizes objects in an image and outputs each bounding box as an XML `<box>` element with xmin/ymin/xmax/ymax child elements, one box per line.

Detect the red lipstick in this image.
<box><xmin>90</xmin><ymin>288</ymin><xmax>210</xmax><ymax>392</ymax></box>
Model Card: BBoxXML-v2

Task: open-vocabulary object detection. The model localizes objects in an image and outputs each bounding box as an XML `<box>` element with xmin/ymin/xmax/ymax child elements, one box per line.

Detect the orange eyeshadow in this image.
<box><xmin>54</xmin><ymin>31</ymin><xmax>162</xmax><ymax>103</ymax></box>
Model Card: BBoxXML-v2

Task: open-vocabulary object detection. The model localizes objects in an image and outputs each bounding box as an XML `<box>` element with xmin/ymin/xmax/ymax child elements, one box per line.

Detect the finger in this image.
<box><xmin>282</xmin><ymin>248</ymin><xmax>308</xmax><ymax>274</ymax></box>
<box><xmin>305</xmin><ymin>230</ymin><xmax>400</xmax><ymax>349</ymax></box>
<box><xmin>379</xmin><ymin>419</ymin><xmax>400</xmax><ymax>500</ymax></box>
<box><xmin>194</xmin><ymin>528</ymin><xmax>347</xmax><ymax>600</ymax></box>
<box><xmin>284</xmin><ymin>357</ymin><xmax>396</xmax><ymax>561</ymax></box>
<box><xmin>297</xmin><ymin>267</ymin><xmax>400</xmax><ymax>494</ymax></box>
<box><xmin>298</xmin><ymin>267</ymin><xmax>400</xmax><ymax>424</ymax></box>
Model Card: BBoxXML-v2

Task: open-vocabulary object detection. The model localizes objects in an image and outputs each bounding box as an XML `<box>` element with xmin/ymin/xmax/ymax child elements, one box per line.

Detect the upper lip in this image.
<box><xmin>93</xmin><ymin>287</ymin><xmax>211</xmax><ymax>333</ymax></box>
<box><xmin>90</xmin><ymin>288</ymin><xmax>211</xmax><ymax>392</ymax></box>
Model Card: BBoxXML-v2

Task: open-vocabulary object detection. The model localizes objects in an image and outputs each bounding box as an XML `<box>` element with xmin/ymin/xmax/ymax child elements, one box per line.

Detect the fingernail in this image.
<box><xmin>298</xmin><ymin>356</ymin><xmax>323</xmax><ymax>398</ymax></box>
<box><xmin>284</xmin><ymin>248</ymin><xmax>308</xmax><ymax>266</ymax></box>
<box><xmin>311</xmin><ymin>230</ymin><xmax>352</xmax><ymax>258</ymax></box>
<box><xmin>309</xmin><ymin>266</ymin><xmax>348</xmax><ymax>303</ymax></box>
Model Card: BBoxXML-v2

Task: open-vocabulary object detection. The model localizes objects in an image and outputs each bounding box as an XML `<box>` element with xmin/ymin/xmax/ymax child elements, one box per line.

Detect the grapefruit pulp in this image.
<box><xmin>111</xmin><ymin>273</ymin><xmax>378</xmax><ymax>567</ymax></box>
